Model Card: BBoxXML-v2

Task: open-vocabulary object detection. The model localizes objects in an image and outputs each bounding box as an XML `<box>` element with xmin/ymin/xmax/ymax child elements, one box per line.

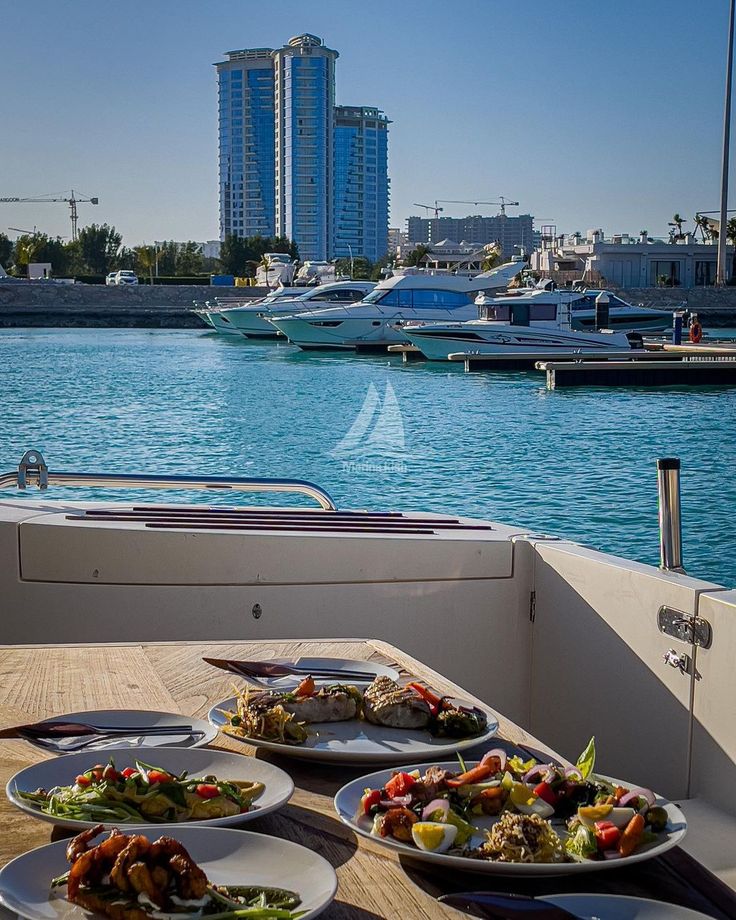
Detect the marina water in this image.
<box><xmin>3</xmin><ymin>327</ymin><xmax>735</xmax><ymax>587</ymax></box>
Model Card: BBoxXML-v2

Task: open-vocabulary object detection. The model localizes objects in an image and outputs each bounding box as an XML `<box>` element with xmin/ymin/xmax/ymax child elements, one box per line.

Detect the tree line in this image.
<box><xmin>0</xmin><ymin>225</ymin><xmax>218</xmax><ymax>279</ymax></box>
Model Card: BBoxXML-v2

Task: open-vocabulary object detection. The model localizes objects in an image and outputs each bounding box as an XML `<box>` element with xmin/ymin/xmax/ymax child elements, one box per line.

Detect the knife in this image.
<box><xmin>202</xmin><ymin>656</ymin><xmax>377</xmax><ymax>681</ymax></box>
<box><xmin>0</xmin><ymin>720</ymin><xmax>194</xmax><ymax>740</ymax></box>
<box><xmin>438</xmin><ymin>892</ymin><xmax>579</xmax><ymax>919</ymax></box>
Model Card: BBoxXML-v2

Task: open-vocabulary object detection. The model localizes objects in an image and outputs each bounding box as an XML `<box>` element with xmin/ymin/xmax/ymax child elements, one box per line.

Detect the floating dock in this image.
<box><xmin>538</xmin><ymin>357</ymin><xmax>736</xmax><ymax>388</ymax></box>
<box><xmin>447</xmin><ymin>351</ymin><xmax>646</xmax><ymax>371</ymax></box>
<box><xmin>387</xmin><ymin>344</ymin><xmax>426</xmax><ymax>362</ymax></box>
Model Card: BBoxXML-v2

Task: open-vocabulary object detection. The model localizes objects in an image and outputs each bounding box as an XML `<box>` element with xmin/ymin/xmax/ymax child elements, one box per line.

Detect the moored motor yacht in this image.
<box><xmin>194</xmin><ymin>286</ymin><xmax>314</xmax><ymax>335</ymax></box>
<box><xmin>216</xmin><ymin>280</ymin><xmax>376</xmax><ymax>338</ymax></box>
<box><xmin>269</xmin><ymin>260</ymin><xmax>526</xmax><ymax>349</ymax></box>
<box><xmin>0</xmin><ymin>449</ymin><xmax>735</xmax><ymax>890</ymax></box>
<box><xmin>401</xmin><ymin>288</ymin><xmax>643</xmax><ymax>360</ymax></box>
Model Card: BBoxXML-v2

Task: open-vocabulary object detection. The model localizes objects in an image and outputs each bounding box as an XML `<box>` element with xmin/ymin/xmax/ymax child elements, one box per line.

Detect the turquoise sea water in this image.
<box><xmin>1</xmin><ymin>328</ymin><xmax>735</xmax><ymax>587</ymax></box>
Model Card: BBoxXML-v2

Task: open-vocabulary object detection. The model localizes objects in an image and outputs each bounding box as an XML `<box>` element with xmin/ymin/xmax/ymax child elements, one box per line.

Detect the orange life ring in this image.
<box><xmin>689</xmin><ymin>322</ymin><xmax>703</xmax><ymax>344</ymax></box>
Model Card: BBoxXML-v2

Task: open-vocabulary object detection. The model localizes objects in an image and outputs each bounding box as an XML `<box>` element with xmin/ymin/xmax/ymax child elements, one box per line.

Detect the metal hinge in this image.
<box><xmin>657</xmin><ymin>606</ymin><xmax>712</xmax><ymax>649</ymax></box>
<box><xmin>529</xmin><ymin>590</ymin><xmax>536</xmax><ymax>623</ymax></box>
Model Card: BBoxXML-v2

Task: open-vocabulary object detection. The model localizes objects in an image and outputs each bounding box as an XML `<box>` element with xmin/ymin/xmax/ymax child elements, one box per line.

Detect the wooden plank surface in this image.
<box><xmin>0</xmin><ymin>638</ymin><xmax>733</xmax><ymax>920</ymax></box>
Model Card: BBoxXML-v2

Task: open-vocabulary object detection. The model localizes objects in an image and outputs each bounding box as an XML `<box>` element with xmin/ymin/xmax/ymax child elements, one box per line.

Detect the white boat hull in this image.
<box><xmin>404</xmin><ymin>322</ymin><xmax>635</xmax><ymax>360</ymax></box>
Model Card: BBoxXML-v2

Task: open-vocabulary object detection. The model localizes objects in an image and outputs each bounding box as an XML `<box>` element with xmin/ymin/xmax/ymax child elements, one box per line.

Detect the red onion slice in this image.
<box><xmin>603</xmin><ymin>849</ymin><xmax>623</xmax><ymax>860</ymax></box>
<box><xmin>480</xmin><ymin>749</ymin><xmax>507</xmax><ymax>772</ymax></box>
<box><xmin>619</xmin><ymin>787</ymin><xmax>656</xmax><ymax>809</ymax></box>
<box><xmin>564</xmin><ymin>766</ymin><xmax>584</xmax><ymax>781</ymax></box>
<box><xmin>421</xmin><ymin>798</ymin><xmax>450</xmax><ymax>821</ymax></box>
<box><xmin>523</xmin><ymin>764</ymin><xmax>548</xmax><ymax>783</ymax></box>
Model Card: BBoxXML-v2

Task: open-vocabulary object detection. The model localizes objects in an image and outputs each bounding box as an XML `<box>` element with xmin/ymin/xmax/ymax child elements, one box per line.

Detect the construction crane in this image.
<box><xmin>412</xmin><ymin>201</ymin><xmax>444</xmax><ymax>218</ymax></box>
<box><xmin>438</xmin><ymin>196</ymin><xmax>520</xmax><ymax>216</ymax></box>
<box><xmin>0</xmin><ymin>190</ymin><xmax>99</xmax><ymax>241</ymax></box>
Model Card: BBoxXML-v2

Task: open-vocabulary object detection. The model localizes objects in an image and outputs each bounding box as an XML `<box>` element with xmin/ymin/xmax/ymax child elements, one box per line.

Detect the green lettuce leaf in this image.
<box><xmin>576</xmin><ymin>737</ymin><xmax>596</xmax><ymax>780</ymax></box>
<box><xmin>565</xmin><ymin>822</ymin><xmax>597</xmax><ymax>859</ymax></box>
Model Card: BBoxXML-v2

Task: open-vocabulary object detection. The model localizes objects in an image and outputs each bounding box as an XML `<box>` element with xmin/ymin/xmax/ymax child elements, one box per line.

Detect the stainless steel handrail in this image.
<box><xmin>0</xmin><ymin>450</ymin><xmax>337</xmax><ymax>511</ymax></box>
<box><xmin>657</xmin><ymin>457</ymin><xmax>685</xmax><ymax>573</ymax></box>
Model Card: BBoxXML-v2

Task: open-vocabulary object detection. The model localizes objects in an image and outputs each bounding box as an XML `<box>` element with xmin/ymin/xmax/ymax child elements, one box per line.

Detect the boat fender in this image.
<box><xmin>689</xmin><ymin>321</ymin><xmax>703</xmax><ymax>344</ymax></box>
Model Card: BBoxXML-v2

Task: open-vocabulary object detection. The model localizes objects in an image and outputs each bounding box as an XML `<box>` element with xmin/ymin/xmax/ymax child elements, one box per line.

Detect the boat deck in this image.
<box><xmin>1</xmin><ymin>638</ymin><xmax>735</xmax><ymax>920</ymax></box>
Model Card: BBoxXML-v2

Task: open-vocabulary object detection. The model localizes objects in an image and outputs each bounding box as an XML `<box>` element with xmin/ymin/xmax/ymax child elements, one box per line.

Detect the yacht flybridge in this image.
<box><xmin>402</xmin><ymin>288</ymin><xmax>643</xmax><ymax>360</ymax></box>
<box><xmin>269</xmin><ymin>260</ymin><xmax>526</xmax><ymax>349</ymax></box>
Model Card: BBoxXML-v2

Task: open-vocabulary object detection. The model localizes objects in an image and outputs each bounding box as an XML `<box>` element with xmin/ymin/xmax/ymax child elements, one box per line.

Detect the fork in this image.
<box><xmin>29</xmin><ymin>730</ymin><xmax>206</xmax><ymax>752</ymax></box>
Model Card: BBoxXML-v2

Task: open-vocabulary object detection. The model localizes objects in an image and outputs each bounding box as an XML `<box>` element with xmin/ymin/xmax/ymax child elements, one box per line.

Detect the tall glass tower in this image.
<box><xmin>215</xmin><ymin>49</ymin><xmax>276</xmax><ymax>239</ymax></box>
<box><xmin>334</xmin><ymin>106</ymin><xmax>390</xmax><ymax>262</ymax></box>
<box><xmin>272</xmin><ymin>34</ymin><xmax>338</xmax><ymax>261</ymax></box>
<box><xmin>215</xmin><ymin>34</ymin><xmax>389</xmax><ymax>263</ymax></box>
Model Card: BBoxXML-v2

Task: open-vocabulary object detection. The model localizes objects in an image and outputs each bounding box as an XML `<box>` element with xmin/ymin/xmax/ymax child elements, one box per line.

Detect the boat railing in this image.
<box><xmin>0</xmin><ymin>450</ymin><xmax>338</xmax><ymax>511</ymax></box>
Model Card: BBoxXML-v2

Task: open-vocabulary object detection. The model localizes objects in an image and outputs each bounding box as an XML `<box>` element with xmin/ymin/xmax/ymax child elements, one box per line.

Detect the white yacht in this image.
<box><xmin>1</xmin><ymin>449</ymin><xmax>735</xmax><ymax>892</ymax></box>
<box><xmin>195</xmin><ymin>286</ymin><xmax>313</xmax><ymax>336</ymax></box>
<box><xmin>569</xmin><ymin>289</ymin><xmax>670</xmax><ymax>331</ymax></box>
<box><xmin>269</xmin><ymin>260</ymin><xmax>525</xmax><ymax>350</ymax></box>
<box><xmin>217</xmin><ymin>280</ymin><xmax>376</xmax><ymax>338</ymax></box>
<box><xmin>401</xmin><ymin>288</ymin><xmax>642</xmax><ymax>360</ymax></box>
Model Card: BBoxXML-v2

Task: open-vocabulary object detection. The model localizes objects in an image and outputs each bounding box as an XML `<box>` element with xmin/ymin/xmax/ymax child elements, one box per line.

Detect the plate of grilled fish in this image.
<box><xmin>207</xmin><ymin>675</ymin><xmax>499</xmax><ymax>764</ymax></box>
<box><xmin>0</xmin><ymin>825</ymin><xmax>337</xmax><ymax>920</ymax></box>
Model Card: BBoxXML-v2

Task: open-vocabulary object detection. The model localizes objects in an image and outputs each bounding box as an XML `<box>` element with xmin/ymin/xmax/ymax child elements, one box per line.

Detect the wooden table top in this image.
<box><xmin>1</xmin><ymin>638</ymin><xmax>734</xmax><ymax>920</ymax></box>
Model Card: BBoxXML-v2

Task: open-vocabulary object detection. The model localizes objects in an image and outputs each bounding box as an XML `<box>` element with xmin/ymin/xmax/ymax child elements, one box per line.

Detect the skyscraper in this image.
<box><xmin>215</xmin><ymin>48</ymin><xmax>275</xmax><ymax>240</ymax></box>
<box><xmin>273</xmin><ymin>34</ymin><xmax>338</xmax><ymax>261</ymax></box>
<box><xmin>334</xmin><ymin>106</ymin><xmax>390</xmax><ymax>263</ymax></box>
<box><xmin>215</xmin><ymin>34</ymin><xmax>390</xmax><ymax>263</ymax></box>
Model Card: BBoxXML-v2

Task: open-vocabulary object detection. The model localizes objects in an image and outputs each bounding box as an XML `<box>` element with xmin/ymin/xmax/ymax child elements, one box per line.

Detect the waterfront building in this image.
<box><xmin>215</xmin><ymin>48</ymin><xmax>276</xmax><ymax>240</ymax></box>
<box><xmin>334</xmin><ymin>106</ymin><xmax>390</xmax><ymax>263</ymax></box>
<box><xmin>531</xmin><ymin>229</ymin><xmax>733</xmax><ymax>289</ymax></box>
<box><xmin>215</xmin><ymin>35</ymin><xmax>389</xmax><ymax>263</ymax></box>
<box><xmin>387</xmin><ymin>227</ymin><xmax>405</xmax><ymax>253</ymax></box>
<box><xmin>406</xmin><ymin>213</ymin><xmax>535</xmax><ymax>256</ymax></box>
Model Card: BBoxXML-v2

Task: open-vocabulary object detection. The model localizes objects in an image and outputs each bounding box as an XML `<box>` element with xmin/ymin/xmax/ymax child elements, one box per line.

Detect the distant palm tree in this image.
<box><xmin>668</xmin><ymin>213</ymin><xmax>686</xmax><ymax>242</ymax></box>
<box><xmin>259</xmin><ymin>254</ymin><xmax>273</xmax><ymax>289</ymax></box>
<box><xmin>693</xmin><ymin>214</ymin><xmax>713</xmax><ymax>242</ymax></box>
<box><xmin>134</xmin><ymin>245</ymin><xmax>156</xmax><ymax>285</ymax></box>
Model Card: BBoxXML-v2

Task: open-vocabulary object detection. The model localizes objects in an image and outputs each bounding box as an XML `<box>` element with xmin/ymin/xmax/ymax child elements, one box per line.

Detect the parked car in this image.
<box><xmin>114</xmin><ymin>271</ymin><xmax>138</xmax><ymax>285</ymax></box>
<box><xmin>105</xmin><ymin>272</ymin><xmax>118</xmax><ymax>286</ymax></box>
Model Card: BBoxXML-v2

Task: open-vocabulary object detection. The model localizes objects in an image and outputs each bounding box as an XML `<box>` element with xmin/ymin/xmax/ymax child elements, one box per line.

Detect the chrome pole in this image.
<box><xmin>717</xmin><ymin>0</ymin><xmax>735</xmax><ymax>285</ymax></box>
<box><xmin>657</xmin><ymin>458</ymin><xmax>685</xmax><ymax>573</ymax></box>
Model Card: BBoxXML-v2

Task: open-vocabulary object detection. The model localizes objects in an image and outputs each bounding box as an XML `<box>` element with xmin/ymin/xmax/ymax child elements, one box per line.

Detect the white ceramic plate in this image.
<box><xmin>209</xmin><ymin>696</ymin><xmax>498</xmax><ymax>765</ymax></box>
<box><xmin>334</xmin><ymin>762</ymin><xmax>687</xmax><ymax>876</ymax></box>
<box><xmin>0</xmin><ymin>826</ymin><xmax>337</xmax><ymax>920</ymax></box>
<box><xmin>6</xmin><ymin>746</ymin><xmax>294</xmax><ymax>829</ymax></box>
<box><xmin>545</xmin><ymin>894</ymin><xmax>713</xmax><ymax>919</ymax></box>
<box><xmin>22</xmin><ymin>710</ymin><xmax>217</xmax><ymax>755</ymax></box>
<box><xmin>262</xmin><ymin>657</ymin><xmax>399</xmax><ymax>689</ymax></box>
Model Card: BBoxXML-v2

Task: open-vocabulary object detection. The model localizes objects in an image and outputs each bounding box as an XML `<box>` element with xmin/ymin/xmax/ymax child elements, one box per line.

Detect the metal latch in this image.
<box><xmin>17</xmin><ymin>450</ymin><xmax>48</xmax><ymax>490</ymax></box>
<box><xmin>663</xmin><ymin>648</ymin><xmax>691</xmax><ymax>674</ymax></box>
<box><xmin>657</xmin><ymin>606</ymin><xmax>712</xmax><ymax>648</ymax></box>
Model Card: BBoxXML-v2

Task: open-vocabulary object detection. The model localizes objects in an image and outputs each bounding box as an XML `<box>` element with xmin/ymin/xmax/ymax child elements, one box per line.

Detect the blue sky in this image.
<box><xmin>1</xmin><ymin>0</ymin><xmax>733</xmax><ymax>246</ymax></box>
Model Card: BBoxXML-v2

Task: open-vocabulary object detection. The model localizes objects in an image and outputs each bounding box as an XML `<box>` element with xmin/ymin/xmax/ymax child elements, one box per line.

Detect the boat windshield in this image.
<box><xmin>361</xmin><ymin>288</ymin><xmax>473</xmax><ymax>308</ymax></box>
